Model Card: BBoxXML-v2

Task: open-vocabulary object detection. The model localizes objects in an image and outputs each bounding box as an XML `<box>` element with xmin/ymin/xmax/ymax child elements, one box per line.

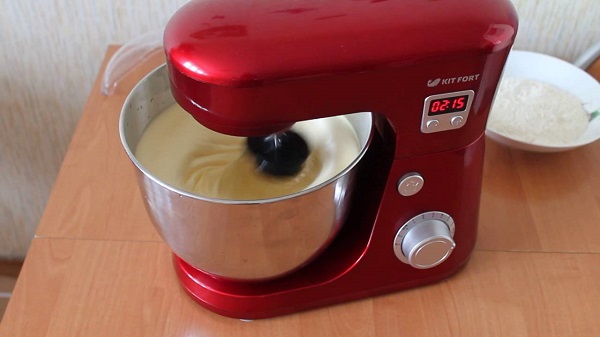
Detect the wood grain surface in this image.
<box><xmin>589</xmin><ymin>56</ymin><xmax>600</xmax><ymax>81</ymax></box>
<box><xmin>1</xmin><ymin>238</ymin><xmax>598</xmax><ymax>337</ymax></box>
<box><xmin>479</xmin><ymin>141</ymin><xmax>600</xmax><ymax>252</ymax></box>
<box><xmin>0</xmin><ymin>260</ymin><xmax>21</xmax><ymax>320</ymax></box>
<box><xmin>1</xmin><ymin>47</ymin><xmax>599</xmax><ymax>336</ymax></box>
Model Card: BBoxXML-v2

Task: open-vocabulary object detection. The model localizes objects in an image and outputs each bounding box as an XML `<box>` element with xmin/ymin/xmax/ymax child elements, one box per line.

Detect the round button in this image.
<box><xmin>397</xmin><ymin>173</ymin><xmax>424</xmax><ymax>197</ymax></box>
<box><xmin>401</xmin><ymin>220</ymin><xmax>455</xmax><ymax>269</ymax></box>
<box><xmin>393</xmin><ymin>212</ymin><xmax>456</xmax><ymax>269</ymax></box>
<box><xmin>450</xmin><ymin>116</ymin><xmax>464</xmax><ymax>126</ymax></box>
<box><xmin>426</xmin><ymin>120</ymin><xmax>440</xmax><ymax>129</ymax></box>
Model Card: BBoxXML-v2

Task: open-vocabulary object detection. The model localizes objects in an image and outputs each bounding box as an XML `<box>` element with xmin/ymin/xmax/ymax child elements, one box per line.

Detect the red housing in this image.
<box><xmin>164</xmin><ymin>0</ymin><xmax>518</xmax><ymax>319</ymax></box>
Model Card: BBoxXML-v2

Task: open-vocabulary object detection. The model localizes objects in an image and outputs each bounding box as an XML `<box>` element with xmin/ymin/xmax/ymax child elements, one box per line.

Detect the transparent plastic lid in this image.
<box><xmin>101</xmin><ymin>30</ymin><xmax>163</xmax><ymax>95</ymax></box>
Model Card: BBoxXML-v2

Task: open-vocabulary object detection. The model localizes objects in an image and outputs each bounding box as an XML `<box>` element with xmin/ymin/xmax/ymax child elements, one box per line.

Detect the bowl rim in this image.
<box><xmin>119</xmin><ymin>64</ymin><xmax>375</xmax><ymax>204</ymax></box>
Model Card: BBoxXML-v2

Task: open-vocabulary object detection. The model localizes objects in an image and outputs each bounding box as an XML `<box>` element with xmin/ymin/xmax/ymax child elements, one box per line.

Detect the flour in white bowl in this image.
<box><xmin>488</xmin><ymin>78</ymin><xmax>589</xmax><ymax>145</ymax></box>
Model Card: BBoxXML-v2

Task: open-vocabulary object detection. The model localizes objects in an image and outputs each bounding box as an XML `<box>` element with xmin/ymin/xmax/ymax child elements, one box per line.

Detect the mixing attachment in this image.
<box><xmin>247</xmin><ymin>130</ymin><xmax>310</xmax><ymax>176</ymax></box>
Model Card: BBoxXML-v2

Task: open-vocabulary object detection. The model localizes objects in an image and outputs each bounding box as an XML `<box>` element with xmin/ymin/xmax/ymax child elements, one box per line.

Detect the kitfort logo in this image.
<box><xmin>427</xmin><ymin>74</ymin><xmax>480</xmax><ymax>87</ymax></box>
<box><xmin>427</xmin><ymin>78</ymin><xmax>441</xmax><ymax>87</ymax></box>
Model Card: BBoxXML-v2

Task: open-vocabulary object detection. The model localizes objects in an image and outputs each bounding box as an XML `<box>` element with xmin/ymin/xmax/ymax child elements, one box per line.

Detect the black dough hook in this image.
<box><xmin>247</xmin><ymin>130</ymin><xmax>310</xmax><ymax>176</ymax></box>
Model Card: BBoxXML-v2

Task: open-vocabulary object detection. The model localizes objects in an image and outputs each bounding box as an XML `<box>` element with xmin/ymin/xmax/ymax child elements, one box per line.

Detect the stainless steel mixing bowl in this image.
<box><xmin>120</xmin><ymin>65</ymin><xmax>373</xmax><ymax>280</ymax></box>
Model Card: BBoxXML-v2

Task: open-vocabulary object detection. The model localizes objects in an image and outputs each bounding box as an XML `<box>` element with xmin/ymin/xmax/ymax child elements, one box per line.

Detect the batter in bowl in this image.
<box><xmin>135</xmin><ymin>103</ymin><xmax>360</xmax><ymax>200</ymax></box>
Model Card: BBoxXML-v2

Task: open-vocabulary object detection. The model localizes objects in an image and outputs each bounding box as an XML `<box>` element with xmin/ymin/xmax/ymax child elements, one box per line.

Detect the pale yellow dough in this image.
<box><xmin>135</xmin><ymin>104</ymin><xmax>360</xmax><ymax>200</ymax></box>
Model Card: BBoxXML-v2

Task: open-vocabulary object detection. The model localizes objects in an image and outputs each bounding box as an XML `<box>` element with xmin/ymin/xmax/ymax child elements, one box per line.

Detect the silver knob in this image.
<box><xmin>393</xmin><ymin>212</ymin><xmax>456</xmax><ymax>269</ymax></box>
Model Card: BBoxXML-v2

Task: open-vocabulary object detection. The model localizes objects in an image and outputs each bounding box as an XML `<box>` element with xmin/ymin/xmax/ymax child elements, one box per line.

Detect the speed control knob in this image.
<box><xmin>393</xmin><ymin>212</ymin><xmax>456</xmax><ymax>269</ymax></box>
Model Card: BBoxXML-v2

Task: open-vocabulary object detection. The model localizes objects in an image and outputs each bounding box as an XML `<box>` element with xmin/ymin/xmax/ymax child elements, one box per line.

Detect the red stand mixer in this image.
<box><xmin>160</xmin><ymin>0</ymin><xmax>517</xmax><ymax>319</ymax></box>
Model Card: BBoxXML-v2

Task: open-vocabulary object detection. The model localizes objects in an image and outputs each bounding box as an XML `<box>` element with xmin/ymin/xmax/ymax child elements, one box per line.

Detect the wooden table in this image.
<box><xmin>1</xmin><ymin>47</ymin><xmax>599</xmax><ymax>337</ymax></box>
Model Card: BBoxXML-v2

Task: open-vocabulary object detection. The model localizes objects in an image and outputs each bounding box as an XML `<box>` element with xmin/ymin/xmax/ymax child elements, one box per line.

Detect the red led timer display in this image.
<box><xmin>428</xmin><ymin>95</ymin><xmax>469</xmax><ymax>115</ymax></box>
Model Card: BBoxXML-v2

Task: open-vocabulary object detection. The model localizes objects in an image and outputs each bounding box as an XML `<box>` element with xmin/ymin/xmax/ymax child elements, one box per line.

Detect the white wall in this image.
<box><xmin>0</xmin><ymin>0</ymin><xmax>188</xmax><ymax>258</ymax></box>
<box><xmin>1</xmin><ymin>0</ymin><xmax>599</xmax><ymax>258</ymax></box>
<box><xmin>511</xmin><ymin>0</ymin><xmax>600</xmax><ymax>61</ymax></box>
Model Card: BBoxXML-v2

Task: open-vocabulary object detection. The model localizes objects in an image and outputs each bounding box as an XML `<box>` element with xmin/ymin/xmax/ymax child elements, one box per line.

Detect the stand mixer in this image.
<box><xmin>145</xmin><ymin>0</ymin><xmax>517</xmax><ymax>319</ymax></box>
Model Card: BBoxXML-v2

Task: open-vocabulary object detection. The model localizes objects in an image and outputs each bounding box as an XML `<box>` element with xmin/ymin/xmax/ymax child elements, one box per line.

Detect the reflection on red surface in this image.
<box><xmin>190</xmin><ymin>25</ymin><xmax>247</xmax><ymax>40</ymax></box>
<box><xmin>315</xmin><ymin>14</ymin><xmax>347</xmax><ymax>21</ymax></box>
<box><xmin>271</xmin><ymin>8</ymin><xmax>318</xmax><ymax>14</ymax></box>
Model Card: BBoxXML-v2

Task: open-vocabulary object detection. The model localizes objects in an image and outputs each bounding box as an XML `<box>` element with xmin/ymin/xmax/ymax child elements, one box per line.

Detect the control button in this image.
<box><xmin>401</xmin><ymin>220</ymin><xmax>455</xmax><ymax>268</ymax></box>
<box><xmin>426</xmin><ymin>120</ymin><xmax>440</xmax><ymax>130</ymax></box>
<box><xmin>397</xmin><ymin>173</ymin><xmax>424</xmax><ymax>197</ymax></box>
<box><xmin>450</xmin><ymin>116</ymin><xmax>464</xmax><ymax>126</ymax></box>
<box><xmin>393</xmin><ymin>212</ymin><xmax>456</xmax><ymax>269</ymax></box>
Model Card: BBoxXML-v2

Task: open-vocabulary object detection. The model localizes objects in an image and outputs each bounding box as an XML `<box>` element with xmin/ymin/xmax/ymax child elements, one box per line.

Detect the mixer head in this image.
<box><xmin>164</xmin><ymin>0</ymin><xmax>517</xmax><ymax>159</ymax></box>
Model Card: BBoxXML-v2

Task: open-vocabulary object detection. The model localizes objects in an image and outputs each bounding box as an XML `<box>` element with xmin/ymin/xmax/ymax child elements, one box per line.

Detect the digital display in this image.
<box><xmin>427</xmin><ymin>95</ymin><xmax>470</xmax><ymax>116</ymax></box>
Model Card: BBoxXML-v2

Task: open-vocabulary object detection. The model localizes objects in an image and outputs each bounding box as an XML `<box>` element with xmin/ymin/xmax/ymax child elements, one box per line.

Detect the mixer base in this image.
<box><xmin>173</xmin><ymin>254</ymin><xmax>470</xmax><ymax>319</ymax></box>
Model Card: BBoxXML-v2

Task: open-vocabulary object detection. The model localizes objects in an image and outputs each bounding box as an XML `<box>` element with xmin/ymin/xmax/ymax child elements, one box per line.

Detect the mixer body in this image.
<box><xmin>158</xmin><ymin>0</ymin><xmax>518</xmax><ymax>318</ymax></box>
<box><xmin>174</xmin><ymin>131</ymin><xmax>486</xmax><ymax>318</ymax></box>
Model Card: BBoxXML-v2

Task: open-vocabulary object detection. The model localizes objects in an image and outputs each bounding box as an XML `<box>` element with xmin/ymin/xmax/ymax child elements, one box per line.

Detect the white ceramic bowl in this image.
<box><xmin>486</xmin><ymin>50</ymin><xmax>600</xmax><ymax>152</ymax></box>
